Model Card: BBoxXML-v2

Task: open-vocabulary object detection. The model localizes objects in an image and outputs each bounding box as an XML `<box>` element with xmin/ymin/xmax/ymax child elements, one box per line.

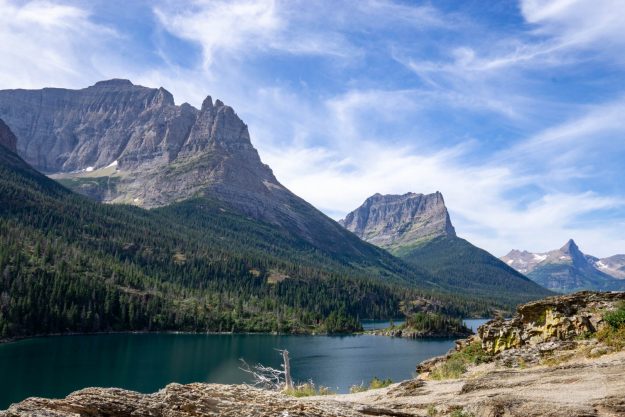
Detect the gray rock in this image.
<box><xmin>339</xmin><ymin>192</ymin><xmax>456</xmax><ymax>251</ymax></box>
<box><xmin>0</xmin><ymin>119</ymin><xmax>17</xmax><ymax>153</ymax></box>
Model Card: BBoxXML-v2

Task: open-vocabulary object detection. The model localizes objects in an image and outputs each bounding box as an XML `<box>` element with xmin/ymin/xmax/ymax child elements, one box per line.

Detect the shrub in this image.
<box><xmin>597</xmin><ymin>325</ymin><xmax>625</xmax><ymax>350</ymax></box>
<box><xmin>596</xmin><ymin>303</ymin><xmax>625</xmax><ymax>351</ymax></box>
<box><xmin>349</xmin><ymin>383</ymin><xmax>368</xmax><ymax>393</ymax></box>
<box><xmin>604</xmin><ymin>303</ymin><xmax>625</xmax><ymax>330</ymax></box>
<box><xmin>369</xmin><ymin>377</ymin><xmax>393</xmax><ymax>389</ymax></box>
<box><xmin>428</xmin><ymin>341</ymin><xmax>491</xmax><ymax>380</ymax></box>
<box><xmin>348</xmin><ymin>377</ymin><xmax>393</xmax><ymax>393</ymax></box>
<box><xmin>430</xmin><ymin>357</ymin><xmax>467</xmax><ymax>380</ymax></box>
<box><xmin>285</xmin><ymin>382</ymin><xmax>335</xmax><ymax>397</ymax></box>
<box><xmin>453</xmin><ymin>341</ymin><xmax>491</xmax><ymax>366</ymax></box>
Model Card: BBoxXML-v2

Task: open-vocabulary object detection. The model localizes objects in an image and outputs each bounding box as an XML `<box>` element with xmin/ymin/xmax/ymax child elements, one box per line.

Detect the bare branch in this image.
<box><xmin>238</xmin><ymin>349</ymin><xmax>294</xmax><ymax>391</ymax></box>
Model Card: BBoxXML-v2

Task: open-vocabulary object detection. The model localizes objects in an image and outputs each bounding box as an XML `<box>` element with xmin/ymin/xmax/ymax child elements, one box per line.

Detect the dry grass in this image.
<box><xmin>285</xmin><ymin>383</ymin><xmax>335</xmax><ymax>397</ymax></box>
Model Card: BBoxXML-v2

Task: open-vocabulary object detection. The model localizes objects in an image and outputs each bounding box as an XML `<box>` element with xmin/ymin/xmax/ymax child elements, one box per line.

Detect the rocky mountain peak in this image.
<box><xmin>92</xmin><ymin>79</ymin><xmax>135</xmax><ymax>88</ymax></box>
<box><xmin>501</xmin><ymin>240</ymin><xmax>625</xmax><ymax>292</ymax></box>
<box><xmin>340</xmin><ymin>191</ymin><xmax>456</xmax><ymax>251</ymax></box>
<box><xmin>0</xmin><ymin>118</ymin><xmax>17</xmax><ymax>153</ymax></box>
<box><xmin>560</xmin><ymin>239</ymin><xmax>580</xmax><ymax>254</ymax></box>
<box><xmin>0</xmin><ymin>80</ymin><xmax>362</xmax><ymax>252</ymax></box>
<box><xmin>201</xmin><ymin>96</ymin><xmax>214</xmax><ymax>111</ymax></box>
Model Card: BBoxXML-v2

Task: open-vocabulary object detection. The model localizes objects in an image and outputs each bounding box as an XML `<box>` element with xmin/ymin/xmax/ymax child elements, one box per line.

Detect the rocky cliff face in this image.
<box><xmin>478</xmin><ymin>291</ymin><xmax>625</xmax><ymax>357</ymax></box>
<box><xmin>0</xmin><ymin>80</ymin><xmax>362</xmax><ymax>252</ymax></box>
<box><xmin>0</xmin><ymin>119</ymin><xmax>17</xmax><ymax>153</ymax></box>
<box><xmin>419</xmin><ymin>291</ymin><xmax>625</xmax><ymax>376</ymax></box>
<box><xmin>501</xmin><ymin>240</ymin><xmax>625</xmax><ymax>292</ymax></box>
<box><xmin>339</xmin><ymin>192</ymin><xmax>456</xmax><ymax>251</ymax></box>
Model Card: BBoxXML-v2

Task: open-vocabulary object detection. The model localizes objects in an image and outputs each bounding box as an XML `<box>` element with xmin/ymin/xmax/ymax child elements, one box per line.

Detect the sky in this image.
<box><xmin>1</xmin><ymin>0</ymin><xmax>624</xmax><ymax>257</ymax></box>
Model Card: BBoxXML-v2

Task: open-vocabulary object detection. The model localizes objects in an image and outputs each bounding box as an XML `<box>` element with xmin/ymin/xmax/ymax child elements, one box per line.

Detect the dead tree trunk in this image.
<box><xmin>282</xmin><ymin>349</ymin><xmax>293</xmax><ymax>390</ymax></box>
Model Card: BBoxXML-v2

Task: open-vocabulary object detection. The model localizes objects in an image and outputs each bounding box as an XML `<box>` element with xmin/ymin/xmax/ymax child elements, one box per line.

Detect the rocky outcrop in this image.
<box><xmin>339</xmin><ymin>192</ymin><xmax>456</xmax><ymax>251</ymax></box>
<box><xmin>501</xmin><ymin>240</ymin><xmax>625</xmax><ymax>292</ymax></box>
<box><xmin>419</xmin><ymin>291</ymin><xmax>625</xmax><ymax>374</ymax></box>
<box><xmin>478</xmin><ymin>291</ymin><xmax>625</xmax><ymax>359</ymax></box>
<box><xmin>0</xmin><ymin>80</ymin><xmax>187</xmax><ymax>172</ymax></box>
<box><xmin>0</xmin><ymin>383</ymin><xmax>362</xmax><ymax>417</ymax></box>
<box><xmin>0</xmin><ymin>119</ymin><xmax>17</xmax><ymax>153</ymax></box>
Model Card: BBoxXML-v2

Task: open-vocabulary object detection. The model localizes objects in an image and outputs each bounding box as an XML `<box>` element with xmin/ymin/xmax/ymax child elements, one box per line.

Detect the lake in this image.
<box><xmin>0</xmin><ymin>319</ymin><xmax>489</xmax><ymax>409</ymax></box>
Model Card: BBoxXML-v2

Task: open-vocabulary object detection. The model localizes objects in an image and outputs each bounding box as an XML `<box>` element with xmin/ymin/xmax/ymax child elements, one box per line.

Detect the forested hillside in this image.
<box><xmin>0</xmin><ymin>143</ymin><xmax>506</xmax><ymax>340</ymax></box>
<box><xmin>397</xmin><ymin>236</ymin><xmax>552</xmax><ymax>306</ymax></box>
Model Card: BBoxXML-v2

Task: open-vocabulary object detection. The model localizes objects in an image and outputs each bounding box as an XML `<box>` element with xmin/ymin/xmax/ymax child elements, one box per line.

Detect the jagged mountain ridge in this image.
<box><xmin>501</xmin><ymin>239</ymin><xmax>625</xmax><ymax>292</ymax></box>
<box><xmin>339</xmin><ymin>192</ymin><xmax>456</xmax><ymax>251</ymax></box>
<box><xmin>0</xmin><ymin>80</ymin><xmax>369</xmax><ymax>255</ymax></box>
<box><xmin>340</xmin><ymin>192</ymin><xmax>553</xmax><ymax>304</ymax></box>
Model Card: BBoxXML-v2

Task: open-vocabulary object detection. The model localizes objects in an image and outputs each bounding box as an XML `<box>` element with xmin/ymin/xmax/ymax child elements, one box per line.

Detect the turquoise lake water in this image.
<box><xmin>0</xmin><ymin>319</ymin><xmax>488</xmax><ymax>409</ymax></box>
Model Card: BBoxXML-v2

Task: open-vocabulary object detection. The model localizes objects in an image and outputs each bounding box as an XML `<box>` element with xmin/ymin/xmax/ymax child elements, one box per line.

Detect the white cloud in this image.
<box><xmin>521</xmin><ymin>0</ymin><xmax>625</xmax><ymax>50</ymax></box>
<box><xmin>153</xmin><ymin>0</ymin><xmax>361</xmax><ymax>70</ymax></box>
<box><xmin>262</xmin><ymin>133</ymin><xmax>625</xmax><ymax>257</ymax></box>
<box><xmin>0</xmin><ymin>0</ymin><xmax>116</xmax><ymax>89</ymax></box>
<box><xmin>1</xmin><ymin>0</ymin><xmax>623</xmax><ymax>259</ymax></box>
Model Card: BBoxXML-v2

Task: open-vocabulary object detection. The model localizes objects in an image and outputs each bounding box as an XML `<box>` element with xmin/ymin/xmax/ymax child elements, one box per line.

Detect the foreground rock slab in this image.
<box><xmin>3</xmin><ymin>351</ymin><xmax>624</xmax><ymax>417</ymax></box>
<box><xmin>0</xmin><ymin>384</ymin><xmax>362</xmax><ymax>417</ymax></box>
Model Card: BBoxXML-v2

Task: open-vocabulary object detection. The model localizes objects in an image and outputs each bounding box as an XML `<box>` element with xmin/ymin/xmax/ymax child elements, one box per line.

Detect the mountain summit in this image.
<box><xmin>501</xmin><ymin>240</ymin><xmax>625</xmax><ymax>292</ymax></box>
<box><xmin>339</xmin><ymin>192</ymin><xmax>455</xmax><ymax>251</ymax></box>
<box><xmin>340</xmin><ymin>192</ymin><xmax>552</xmax><ymax>304</ymax></box>
<box><xmin>0</xmin><ymin>80</ymin><xmax>362</xmax><ymax>253</ymax></box>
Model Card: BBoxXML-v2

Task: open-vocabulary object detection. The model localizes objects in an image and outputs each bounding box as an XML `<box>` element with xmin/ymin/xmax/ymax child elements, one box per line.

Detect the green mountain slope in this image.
<box><xmin>0</xmin><ymin>142</ymin><xmax>508</xmax><ymax>340</ymax></box>
<box><xmin>397</xmin><ymin>236</ymin><xmax>553</xmax><ymax>306</ymax></box>
<box><xmin>340</xmin><ymin>192</ymin><xmax>553</xmax><ymax>310</ymax></box>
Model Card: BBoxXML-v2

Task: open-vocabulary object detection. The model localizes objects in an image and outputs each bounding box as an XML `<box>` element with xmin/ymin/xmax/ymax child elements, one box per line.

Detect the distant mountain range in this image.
<box><xmin>340</xmin><ymin>192</ymin><xmax>552</xmax><ymax>305</ymax></box>
<box><xmin>501</xmin><ymin>240</ymin><xmax>625</xmax><ymax>293</ymax></box>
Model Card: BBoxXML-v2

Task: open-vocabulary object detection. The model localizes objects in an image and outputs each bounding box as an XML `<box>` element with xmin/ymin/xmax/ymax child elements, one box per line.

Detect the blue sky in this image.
<box><xmin>1</xmin><ymin>0</ymin><xmax>624</xmax><ymax>257</ymax></box>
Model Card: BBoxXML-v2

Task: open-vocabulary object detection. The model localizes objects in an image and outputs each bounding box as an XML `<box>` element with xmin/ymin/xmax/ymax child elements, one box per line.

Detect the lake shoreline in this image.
<box><xmin>0</xmin><ymin>330</ymin><xmax>459</xmax><ymax>409</ymax></box>
<box><xmin>0</xmin><ymin>318</ymin><xmax>491</xmax><ymax>345</ymax></box>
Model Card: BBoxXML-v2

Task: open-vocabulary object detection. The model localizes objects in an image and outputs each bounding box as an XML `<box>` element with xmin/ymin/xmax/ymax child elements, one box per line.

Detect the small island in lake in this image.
<box><xmin>367</xmin><ymin>312</ymin><xmax>473</xmax><ymax>339</ymax></box>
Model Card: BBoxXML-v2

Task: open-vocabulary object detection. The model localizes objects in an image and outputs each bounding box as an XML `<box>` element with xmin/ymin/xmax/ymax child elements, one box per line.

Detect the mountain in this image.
<box><xmin>0</xmin><ymin>121</ymin><xmax>448</xmax><ymax>339</ymax></box>
<box><xmin>341</xmin><ymin>192</ymin><xmax>552</xmax><ymax>305</ymax></box>
<box><xmin>339</xmin><ymin>192</ymin><xmax>456</xmax><ymax>251</ymax></box>
<box><xmin>0</xmin><ymin>94</ymin><xmax>517</xmax><ymax>340</ymax></box>
<box><xmin>0</xmin><ymin>80</ymin><xmax>361</xmax><ymax>254</ymax></box>
<box><xmin>501</xmin><ymin>239</ymin><xmax>625</xmax><ymax>292</ymax></box>
<box><xmin>594</xmin><ymin>255</ymin><xmax>625</xmax><ymax>279</ymax></box>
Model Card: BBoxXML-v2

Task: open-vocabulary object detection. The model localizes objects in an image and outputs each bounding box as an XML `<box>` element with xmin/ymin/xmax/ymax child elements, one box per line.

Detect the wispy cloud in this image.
<box><xmin>1</xmin><ymin>0</ymin><xmax>624</xmax><ymax>257</ymax></box>
<box><xmin>0</xmin><ymin>0</ymin><xmax>117</xmax><ymax>89</ymax></box>
<box><xmin>153</xmin><ymin>0</ymin><xmax>361</xmax><ymax>70</ymax></box>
